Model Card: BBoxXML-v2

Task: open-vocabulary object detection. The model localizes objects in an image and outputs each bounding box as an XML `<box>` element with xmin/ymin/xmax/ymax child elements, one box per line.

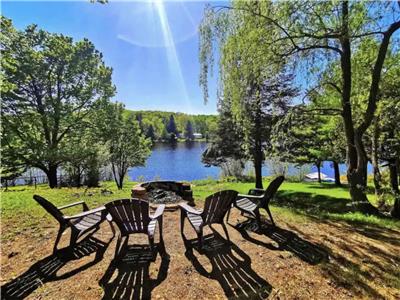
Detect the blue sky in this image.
<box><xmin>2</xmin><ymin>1</ymin><xmax>220</xmax><ymax>114</ymax></box>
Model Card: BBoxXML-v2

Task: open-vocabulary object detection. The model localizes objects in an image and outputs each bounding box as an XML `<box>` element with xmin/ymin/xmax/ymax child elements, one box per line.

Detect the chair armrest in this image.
<box><xmin>58</xmin><ymin>201</ymin><xmax>86</xmax><ymax>210</ymax></box>
<box><xmin>64</xmin><ymin>206</ymin><xmax>106</xmax><ymax>220</ymax></box>
<box><xmin>178</xmin><ymin>203</ymin><xmax>202</xmax><ymax>215</ymax></box>
<box><xmin>237</xmin><ymin>194</ymin><xmax>264</xmax><ymax>201</ymax></box>
<box><xmin>248</xmin><ymin>188</ymin><xmax>265</xmax><ymax>196</ymax></box>
<box><xmin>150</xmin><ymin>204</ymin><xmax>165</xmax><ymax>220</ymax></box>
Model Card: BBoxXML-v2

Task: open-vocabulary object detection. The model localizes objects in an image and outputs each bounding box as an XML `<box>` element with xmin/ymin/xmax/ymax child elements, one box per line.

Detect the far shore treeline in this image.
<box><xmin>125</xmin><ymin>110</ymin><xmax>217</xmax><ymax>142</ymax></box>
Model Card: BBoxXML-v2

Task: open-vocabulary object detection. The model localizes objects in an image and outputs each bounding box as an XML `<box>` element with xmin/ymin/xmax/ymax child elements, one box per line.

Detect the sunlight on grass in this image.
<box><xmin>1</xmin><ymin>179</ymin><xmax>399</xmax><ymax>242</ymax></box>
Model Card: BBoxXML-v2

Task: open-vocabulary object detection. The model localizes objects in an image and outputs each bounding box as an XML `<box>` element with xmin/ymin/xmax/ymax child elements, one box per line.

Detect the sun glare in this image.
<box><xmin>151</xmin><ymin>0</ymin><xmax>193</xmax><ymax>112</ymax></box>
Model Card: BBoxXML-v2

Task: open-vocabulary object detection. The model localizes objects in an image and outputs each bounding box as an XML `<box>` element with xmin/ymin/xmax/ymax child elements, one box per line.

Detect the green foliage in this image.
<box><xmin>108</xmin><ymin>104</ymin><xmax>151</xmax><ymax>189</ymax></box>
<box><xmin>199</xmin><ymin>1</ymin><xmax>297</xmax><ymax>188</ymax></box>
<box><xmin>125</xmin><ymin>110</ymin><xmax>217</xmax><ymax>141</ymax></box>
<box><xmin>1</xmin><ymin>17</ymin><xmax>115</xmax><ymax>187</ymax></box>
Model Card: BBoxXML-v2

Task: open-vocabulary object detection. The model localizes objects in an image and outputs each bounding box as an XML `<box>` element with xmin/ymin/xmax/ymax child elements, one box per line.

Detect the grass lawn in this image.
<box><xmin>1</xmin><ymin>179</ymin><xmax>400</xmax><ymax>299</ymax></box>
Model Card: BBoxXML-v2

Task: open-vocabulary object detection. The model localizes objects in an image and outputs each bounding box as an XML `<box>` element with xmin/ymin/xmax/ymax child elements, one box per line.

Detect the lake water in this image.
<box><xmin>127</xmin><ymin>142</ymin><xmax>358</xmax><ymax>181</ymax></box>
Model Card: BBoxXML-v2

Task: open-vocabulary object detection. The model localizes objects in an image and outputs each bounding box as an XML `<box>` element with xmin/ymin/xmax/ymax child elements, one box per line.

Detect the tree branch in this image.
<box><xmin>358</xmin><ymin>20</ymin><xmax>400</xmax><ymax>135</ymax></box>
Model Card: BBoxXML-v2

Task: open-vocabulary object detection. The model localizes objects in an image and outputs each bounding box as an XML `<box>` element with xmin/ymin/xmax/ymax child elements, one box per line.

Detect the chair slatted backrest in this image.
<box><xmin>33</xmin><ymin>195</ymin><xmax>66</xmax><ymax>225</ymax></box>
<box><xmin>105</xmin><ymin>199</ymin><xmax>150</xmax><ymax>235</ymax></box>
<box><xmin>202</xmin><ymin>190</ymin><xmax>238</xmax><ymax>225</ymax></box>
<box><xmin>260</xmin><ymin>176</ymin><xmax>285</xmax><ymax>208</ymax></box>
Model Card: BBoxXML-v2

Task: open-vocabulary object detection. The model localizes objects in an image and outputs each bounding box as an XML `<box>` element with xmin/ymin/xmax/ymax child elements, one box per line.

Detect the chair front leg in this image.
<box><xmin>221</xmin><ymin>222</ymin><xmax>230</xmax><ymax>243</ymax></box>
<box><xmin>226</xmin><ymin>206</ymin><xmax>232</xmax><ymax>223</ymax></box>
<box><xmin>265</xmin><ymin>206</ymin><xmax>275</xmax><ymax>226</ymax></box>
<box><xmin>254</xmin><ymin>209</ymin><xmax>262</xmax><ymax>229</ymax></box>
<box><xmin>53</xmin><ymin>225</ymin><xmax>66</xmax><ymax>253</ymax></box>
<box><xmin>158</xmin><ymin>216</ymin><xmax>164</xmax><ymax>243</ymax></box>
<box><xmin>70</xmin><ymin>229</ymin><xmax>79</xmax><ymax>249</ymax></box>
<box><xmin>180</xmin><ymin>209</ymin><xmax>186</xmax><ymax>237</ymax></box>
<box><xmin>114</xmin><ymin>234</ymin><xmax>128</xmax><ymax>260</ymax></box>
<box><xmin>149</xmin><ymin>235</ymin><xmax>155</xmax><ymax>252</ymax></box>
<box><xmin>197</xmin><ymin>227</ymin><xmax>204</xmax><ymax>249</ymax></box>
<box><xmin>109</xmin><ymin>221</ymin><xmax>116</xmax><ymax>237</ymax></box>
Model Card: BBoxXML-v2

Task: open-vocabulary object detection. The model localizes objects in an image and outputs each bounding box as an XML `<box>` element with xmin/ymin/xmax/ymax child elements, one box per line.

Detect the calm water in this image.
<box><xmin>127</xmin><ymin>142</ymin><xmax>363</xmax><ymax>181</ymax></box>
<box><xmin>128</xmin><ymin>142</ymin><xmax>220</xmax><ymax>181</ymax></box>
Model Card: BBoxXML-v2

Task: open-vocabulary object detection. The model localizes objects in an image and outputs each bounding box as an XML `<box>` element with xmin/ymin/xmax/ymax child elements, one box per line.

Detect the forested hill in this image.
<box><xmin>124</xmin><ymin>110</ymin><xmax>218</xmax><ymax>141</ymax></box>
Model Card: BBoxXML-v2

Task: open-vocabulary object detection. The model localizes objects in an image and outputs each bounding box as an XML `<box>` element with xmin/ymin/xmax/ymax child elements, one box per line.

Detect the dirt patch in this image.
<box><xmin>1</xmin><ymin>207</ymin><xmax>399</xmax><ymax>299</ymax></box>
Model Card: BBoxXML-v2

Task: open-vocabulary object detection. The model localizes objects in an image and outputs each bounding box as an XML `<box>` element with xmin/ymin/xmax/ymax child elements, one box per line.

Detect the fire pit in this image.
<box><xmin>131</xmin><ymin>181</ymin><xmax>194</xmax><ymax>210</ymax></box>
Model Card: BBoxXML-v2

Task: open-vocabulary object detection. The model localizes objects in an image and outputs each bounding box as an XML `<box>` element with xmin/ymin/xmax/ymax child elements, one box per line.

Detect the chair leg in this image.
<box><xmin>197</xmin><ymin>227</ymin><xmax>203</xmax><ymax>249</ymax></box>
<box><xmin>108</xmin><ymin>221</ymin><xmax>116</xmax><ymax>237</ymax></box>
<box><xmin>70</xmin><ymin>230</ymin><xmax>79</xmax><ymax>249</ymax></box>
<box><xmin>254</xmin><ymin>209</ymin><xmax>262</xmax><ymax>230</ymax></box>
<box><xmin>226</xmin><ymin>207</ymin><xmax>231</xmax><ymax>223</ymax></box>
<box><xmin>115</xmin><ymin>235</ymin><xmax>128</xmax><ymax>260</ymax></box>
<box><xmin>222</xmin><ymin>222</ymin><xmax>230</xmax><ymax>243</ymax></box>
<box><xmin>180</xmin><ymin>210</ymin><xmax>185</xmax><ymax>237</ymax></box>
<box><xmin>266</xmin><ymin>206</ymin><xmax>275</xmax><ymax>226</ymax></box>
<box><xmin>53</xmin><ymin>226</ymin><xmax>65</xmax><ymax>253</ymax></box>
<box><xmin>149</xmin><ymin>235</ymin><xmax>155</xmax><ymax>251</ymax></box>
<box><xmin>158</xmin><ymin>217</ymin><xmax>164</xmax><ymax>243</ymax></box>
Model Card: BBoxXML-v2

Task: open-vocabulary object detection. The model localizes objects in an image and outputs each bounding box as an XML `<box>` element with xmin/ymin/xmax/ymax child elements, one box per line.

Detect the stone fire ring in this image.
<box><xmin>131</xmin><ymin>181</ymin><xmax>194</xmax><ymax>211</ymax></box>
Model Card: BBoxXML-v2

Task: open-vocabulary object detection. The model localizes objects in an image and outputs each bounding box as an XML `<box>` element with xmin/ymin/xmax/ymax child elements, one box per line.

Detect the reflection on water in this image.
<box><xmin>127</xmin><ymin>142</ymin><xmax>359</xmax><ymax>182</ymax></box>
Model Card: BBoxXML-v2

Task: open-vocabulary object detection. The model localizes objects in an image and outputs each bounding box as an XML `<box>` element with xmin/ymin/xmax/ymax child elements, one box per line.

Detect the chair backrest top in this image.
<box><xmin>33</xmin><ymin>195</ymin><xmax>65</xmax><ymax>224</ymax></box>
<box><xmin>105</xmin><ymin>198</ymin><xmax>151</xmax><ymax>235</ymax></box>
<box><xmin>260</xmin><ymin>176</ymin><xmax>285</xmax><ymax>208</ymax></box>
<box><xmin>202</xmin><ymin>190</ymin><xmax>238</xmax><ymax>225</ymax></box>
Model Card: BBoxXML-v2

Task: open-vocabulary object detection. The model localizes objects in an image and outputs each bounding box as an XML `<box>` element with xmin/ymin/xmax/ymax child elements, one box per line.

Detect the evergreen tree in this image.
<box><xmin>166</xmin><ymin>115</ymin><xmax>178</xmax><ymax>135</ymax></box>
<box><xmin>184</xmin><ymin>120</ymin><xmax>195</xmax><ymax>141</ymax></box>
<box><xmin>146</xmin><ymin>124</ymin><xmax>156</xmax><ymax>142</ymax></box>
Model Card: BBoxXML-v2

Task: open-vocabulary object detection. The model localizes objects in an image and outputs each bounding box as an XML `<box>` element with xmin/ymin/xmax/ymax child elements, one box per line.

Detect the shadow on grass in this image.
<box><xmin>99</xmin><ymin>242</ymin><xmax>170</xmax><ymax>300</ymax></box>
<box><xmin>275</xmin><ymin>190</ymin><xmax>353</xmax><ymax>214</ymax></box>
<box><xmin>1</xmin><ymin>235</ymin><xmax>111</xmax><ymax>299</ymax></box>
<box><xmin>306</xmin><ymin>183</ymin><xmax>384</xmax><ymax>195</ymax></box>
<box><xmin>183</xmin><ymin>230</ymin><xmax>272</xmax><ymax>299</ymax></box>
<box><xmin>273</xmin><ymin>190</ymin><xmax>400</xmax><ymax>228</ymax></box>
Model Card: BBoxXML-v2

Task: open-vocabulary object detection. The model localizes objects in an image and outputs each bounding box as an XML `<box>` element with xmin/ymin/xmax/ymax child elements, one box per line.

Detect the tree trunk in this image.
<box><xmin>371</xmin><ymin>119</ymin><xmax>382</xmax><ymax>196</ymax></box>
<box><xmin>111</xmin><ymin>163</ymin><xmax>121</xmax><ymax>190</ymax></box>
<box><xmin>254</xmin><ymin>151</ymin><xmax>263</xmax><ymax>189</ymax></box>
<box><xmin>316</xmin><ymin>162</ymin><xmax>322</xmax><ymax>183</ymax></box>
<box><xmin>391</xmin><ymin>194</ymin><xmax>400</xmax><ymax>219</ymax></box>
<box><xmin>47</xmin><ymin>165</ymin><xmax>58</xmax><ymax>188</ymax></box>
<box><xmin>348</xmin><ymin>132</ymin><xmax>370</xmax><ymax>203</ymax></box>
<box><xmin>117</xmin><ymin>170</ymin><xmax>124</xmax><ymax>190</ymax></box>
<box><xmin>340</xmin><ymin>2</ymin><xmax>376</xmax><ymax>214</ymax></box>
<box><xmin>333</xmin><ymin>161</ymin><xmax>341</xmax><ymax>186</ymax></box>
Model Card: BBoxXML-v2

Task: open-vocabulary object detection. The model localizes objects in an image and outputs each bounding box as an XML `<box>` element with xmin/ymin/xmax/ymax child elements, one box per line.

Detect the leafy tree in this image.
<box><xmin>202</xmin><ymin>96</ymin><xmax>246</xmax><ymax>169</ymax></box>
<box><xmin>200</xmin><ymin>1</ymin><xmax>297</xmax><ymax>188</ymax></box>
<box><xmin>0</xmin><ymin>17</ymin><xmax>115</xmax><ymax>188</ymax></box>
<box><xmin>184</xmin><ymin>120</ymin><xmax>195</xmax><ymax>141</ymax></box>
<box><xmin>108</xmin><ymin>104</ymin><xmax>151</xmax><ymax>189</ymax></box>
<box><xmin>200</xmin><ymin>1</ymin><xmax>400</xmax><ymax>211</ymax></box>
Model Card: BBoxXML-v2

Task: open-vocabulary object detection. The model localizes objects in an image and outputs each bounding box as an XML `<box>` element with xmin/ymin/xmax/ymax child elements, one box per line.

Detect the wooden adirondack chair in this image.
<box><xmin>33</xmin><ymin>195</ymin><xmax>112</xmax><ymax>253</ymax></box>
<box><xmin>105</xmin><ymin>199</ymin><xmax>165</xmax><ymax>258</ymax></box>
<box><xmin>179</xmin><ymin>190</ymin><xmax>238</xmax><ymax>248</ymax></box>
<box><xmin>227</xmin><ymin>176</ymin><xmax>284</xmax><ymax>228</ymax></box>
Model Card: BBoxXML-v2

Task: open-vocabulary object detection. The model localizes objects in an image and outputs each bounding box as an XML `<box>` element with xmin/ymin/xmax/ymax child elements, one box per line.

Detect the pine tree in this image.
<box><xmin>146</xmin><ymin>125</ymin><xmax>156</xmax><ymax>142</ymax></box>
<box><xmin>185</xmin><ymin>121</ymin><xmax>194</xmax><ymax>141</ymax></box>
<box><xmin>166</xmin><ymin>115</ymin><xmax>178</xmax><ymax>135</ymax></box>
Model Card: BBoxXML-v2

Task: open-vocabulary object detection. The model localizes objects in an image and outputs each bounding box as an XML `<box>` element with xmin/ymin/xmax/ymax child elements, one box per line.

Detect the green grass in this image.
<box><xmin>1</xmin><ymin>179</ymin><xmax>399</xmax><ymax>241</ymax></box>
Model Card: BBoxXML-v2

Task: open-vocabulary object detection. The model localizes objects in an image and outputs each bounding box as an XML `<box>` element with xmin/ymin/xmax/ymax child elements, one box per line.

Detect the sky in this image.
<box><xmin>2</xmin><ymin>0</ymin><xmax>221</xmax><ymax>114</ymax></box>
